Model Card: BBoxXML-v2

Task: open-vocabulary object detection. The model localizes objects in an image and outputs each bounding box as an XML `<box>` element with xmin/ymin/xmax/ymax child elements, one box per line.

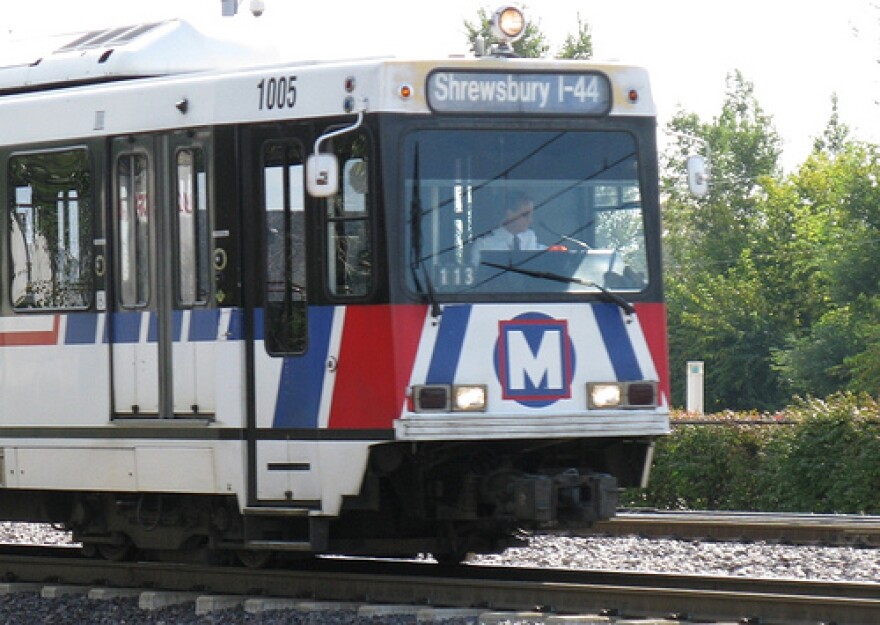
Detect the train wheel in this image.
<box><xmin>96</xmin><ymin>537</ymin><xmax>134</xmax><ymax>562</ymax></box>
<box><xmin>235</xmin><ymin>549</ymin><xmax>274</xmax><ymax>568</ymax></box>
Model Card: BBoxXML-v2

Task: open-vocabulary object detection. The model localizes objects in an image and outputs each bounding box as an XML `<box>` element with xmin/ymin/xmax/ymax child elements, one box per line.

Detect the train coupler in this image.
<box><xmin>509</xmin><ymin>470</ymin><xmax>618</xmax><ymax>526</ymax></box>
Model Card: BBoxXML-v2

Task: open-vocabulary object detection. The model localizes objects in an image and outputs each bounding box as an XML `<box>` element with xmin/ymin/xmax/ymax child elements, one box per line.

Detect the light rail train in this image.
<box><xmin>0</xmin><ymin>8</ymin><xmax>669</xmax><ymax>563</ymax></box>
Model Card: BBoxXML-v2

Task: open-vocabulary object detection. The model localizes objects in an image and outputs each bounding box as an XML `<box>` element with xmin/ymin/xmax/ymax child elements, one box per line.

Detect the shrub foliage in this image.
<box><xmin>624</xmin><ymin>393</ymin><xmax>880</xmax><ymax>513</ymax></box>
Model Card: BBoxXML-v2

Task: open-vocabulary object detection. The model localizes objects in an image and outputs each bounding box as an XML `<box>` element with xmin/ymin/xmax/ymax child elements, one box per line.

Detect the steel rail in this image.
<box><xmin>595</xmin><ymin>510</ymin><xmax>880</xmax><ymax>546</ymax></box>
<box><xmin>0</xmin><ymin>546</ymin><xmax>877</xmax><ymax>623</ymax></box>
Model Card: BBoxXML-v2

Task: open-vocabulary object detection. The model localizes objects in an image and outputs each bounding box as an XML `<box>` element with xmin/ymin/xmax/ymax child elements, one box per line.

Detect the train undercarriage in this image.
<box><xmin>0</xmin><ymin>438</ymin><xmax>653</xmax><ymax>565</ymax></box>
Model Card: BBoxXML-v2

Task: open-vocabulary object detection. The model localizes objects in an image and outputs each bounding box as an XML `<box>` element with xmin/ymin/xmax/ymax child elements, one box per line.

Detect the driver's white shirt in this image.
<box><xmin>471</xmin><ymin>228</ymin><xmax>545</xmax><ymax>262</ymax></box>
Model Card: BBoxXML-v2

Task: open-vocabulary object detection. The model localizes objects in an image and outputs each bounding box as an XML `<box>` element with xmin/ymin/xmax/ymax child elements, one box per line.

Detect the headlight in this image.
<box><xmin>453</xmin><ymin>385</ymin><xmax>487</xmax><ymax>412</ymax></box>
<box><xmin>588</xmin><ymin>381</ymin><xmax>658</xmax><ymax>409</ymax></box>
<box><xmin>588</xmin><ymin>383</ymin><xmax>622</xmax><ymax>409</ymax></box>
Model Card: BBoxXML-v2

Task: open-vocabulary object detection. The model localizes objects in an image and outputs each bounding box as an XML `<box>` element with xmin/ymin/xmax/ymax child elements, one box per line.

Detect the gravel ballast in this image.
<box><xmin>0</xmin><ymin>523</ymin><xmax>877</xmax><ymax>623</ymax></box>
<box><xmin>471</xmin><ymin>533</ymin><xmax>880</xmax><ymax>583</ymax></box>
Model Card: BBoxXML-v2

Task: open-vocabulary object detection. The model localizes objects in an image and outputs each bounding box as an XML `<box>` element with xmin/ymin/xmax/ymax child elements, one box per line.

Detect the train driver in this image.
<box><xmin>471</xmin><ymin>192</ymin><xmax>546</xmax><ymax>262</ymax></box>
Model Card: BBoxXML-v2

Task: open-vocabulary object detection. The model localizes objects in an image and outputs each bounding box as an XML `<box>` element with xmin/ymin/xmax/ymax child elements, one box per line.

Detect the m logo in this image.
<box><xmin>494</xmin><ymin>313</ymin><xmax>575</xmax><ymax>408</ymax></box>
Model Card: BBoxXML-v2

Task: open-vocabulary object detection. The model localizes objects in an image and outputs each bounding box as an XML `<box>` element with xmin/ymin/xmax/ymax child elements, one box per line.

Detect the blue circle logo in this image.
<box><xmin>493</xmin><ymin>312</ymin><xmax>576</xmax><ymax>408</ymax></box>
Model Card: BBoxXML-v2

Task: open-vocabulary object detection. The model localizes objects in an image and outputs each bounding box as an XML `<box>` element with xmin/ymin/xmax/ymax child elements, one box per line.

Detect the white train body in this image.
<box><xmin>0</xmin><ymin>19</ymin><xmax>668</xmax><ymax>560</ymax></box>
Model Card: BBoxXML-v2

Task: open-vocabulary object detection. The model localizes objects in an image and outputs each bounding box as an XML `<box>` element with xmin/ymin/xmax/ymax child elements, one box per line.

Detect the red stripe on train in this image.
<box><xmin>328</xmin><ymin>305</ymin><xmax>427</xmax><ymax>429</ymax></box>
<box><xmin>633</xmin><ymin>303</ymin><xmax>670</xmax><ymax>406</ymax></box>
<box><xmin>0</xmin><ymin>315</ymin><xmax>61</xmax><ymax>347</ymax></box>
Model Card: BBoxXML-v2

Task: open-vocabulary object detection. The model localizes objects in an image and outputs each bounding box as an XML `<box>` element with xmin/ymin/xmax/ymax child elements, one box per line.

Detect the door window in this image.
<box><xmin>116</xmin><ymin>153</ymin><xmax>151</xmax><ymax>307</ymax></box>
<box><xmin>175</xmin><ymin>148</ymin><xmax>210</xmax><ymax>306</ymax></box>
<box><xmin>263</xmin><ymin>141</ymin><xmax>307</xmax><ymax>354</ymax></box>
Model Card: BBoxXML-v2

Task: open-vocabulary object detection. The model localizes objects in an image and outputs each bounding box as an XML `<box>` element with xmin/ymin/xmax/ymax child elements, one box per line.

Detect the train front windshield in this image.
<box><xmin>405</xmin><ymin>129</ymin><xmax>649</xmax><ymax>298</ymax></box>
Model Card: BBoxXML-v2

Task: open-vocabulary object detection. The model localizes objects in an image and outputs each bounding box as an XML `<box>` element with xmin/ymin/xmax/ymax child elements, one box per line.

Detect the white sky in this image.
<box><xmin>3</xmin><ymin>0</ymin><xmax>878</xmax><ymax>170</ymax></box>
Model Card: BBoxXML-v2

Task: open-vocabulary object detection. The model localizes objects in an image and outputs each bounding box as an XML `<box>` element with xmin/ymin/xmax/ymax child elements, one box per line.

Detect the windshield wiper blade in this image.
<box><xmin>480</xmin><ymin>261</ymin><xmax>635</xmax><ymax>316</ymax></box>
<box><xmin>409</xmin><ymin>143</ymin><xmax>441</xmax><ymax>318</ymax></box>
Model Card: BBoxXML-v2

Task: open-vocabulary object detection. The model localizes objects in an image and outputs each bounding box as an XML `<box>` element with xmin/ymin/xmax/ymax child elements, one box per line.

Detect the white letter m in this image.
<box><xmin>506</xmin><ymin>330</ymin><xmax>563</xmax><ymax>391</ymax></box>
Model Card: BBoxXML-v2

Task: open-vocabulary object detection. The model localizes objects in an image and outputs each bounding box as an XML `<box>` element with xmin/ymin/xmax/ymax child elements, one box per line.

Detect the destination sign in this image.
<box><xmin>427</xmin><ymin>71</ymin><xmax>611</xmax><ymax>115</ymax></box>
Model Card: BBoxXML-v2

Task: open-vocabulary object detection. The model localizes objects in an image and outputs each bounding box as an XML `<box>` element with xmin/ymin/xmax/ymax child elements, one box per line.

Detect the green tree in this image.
<box><xmin>812</xmin><ymin>93</ymin><xmax>850</xmax><ymax>155</ymax></box>
<box><xmin>771</xmin><ymin>141</ymin><xmax>880</xmax><ymax>395</ymax></box>
<box><xmin>556</xmin><ymin>13</ymin><xmax>592</xmax><ymax>59</ymax></box>
<box><xmin>663</xmin><ymin>71</ymin><xmax>787</xmax><ymax>410</ymax></box>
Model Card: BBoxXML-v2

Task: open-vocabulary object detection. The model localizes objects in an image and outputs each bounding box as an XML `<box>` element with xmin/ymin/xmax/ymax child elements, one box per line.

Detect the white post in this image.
<box><xmin>686</xmin><ymin>361</ymin><xmax>704</xmax><ymax>415</ymax></box>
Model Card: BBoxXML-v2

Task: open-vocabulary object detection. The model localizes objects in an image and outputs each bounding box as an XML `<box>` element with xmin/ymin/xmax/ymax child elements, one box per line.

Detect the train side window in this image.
<box><xmin>263</xmin><ymin>141</ymin><xmax>307</xmax><ymax>355</ymax></box>
<box><xmin>325</xmin><ymin>132</ymin><xmax>373</xmax><ymax>297</ymax></box>
<box><xmin>9</xmin><ymin>148</ymin><xmax>93</xmax><ymax>310</ymax></box>
<box><xmin>116</xmin><ymin>153</ymin><xmax>151</xmax><ymax>308</ymax></box>
<box><xmin>175</xmin><ymin>148</ymin><xmax>210</xmax><ymax>306</ymax></box>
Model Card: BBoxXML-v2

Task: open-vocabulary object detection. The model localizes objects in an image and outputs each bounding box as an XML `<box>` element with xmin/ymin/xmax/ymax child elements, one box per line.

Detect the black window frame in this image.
<box><xmin>7</xmin><ymin>145</ymin><xmax>94</xmax><ymax>312</ymax></box>
<box><xmin>261</xmin><ymin>139</ymin><xmax>308</xmax><ymax>356</ymax></box>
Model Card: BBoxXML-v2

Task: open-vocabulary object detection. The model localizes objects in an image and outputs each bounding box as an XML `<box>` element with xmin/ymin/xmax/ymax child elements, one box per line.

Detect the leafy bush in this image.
<box><xmin>622</xmin><ymin>393</ymin><xmax>880</xmax><ymax>513</ymax></box>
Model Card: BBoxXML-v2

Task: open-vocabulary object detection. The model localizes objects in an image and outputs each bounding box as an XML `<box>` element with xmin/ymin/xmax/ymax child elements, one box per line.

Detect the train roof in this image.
<box><xmin>0</xmin><ymin>22</ymin><xmax>656</xmax><ymax>148</ymax></box>
<box><xmin>0</xmin><ymin>20</ymin><xmax>279</xmax><ymax>96</ymax></box>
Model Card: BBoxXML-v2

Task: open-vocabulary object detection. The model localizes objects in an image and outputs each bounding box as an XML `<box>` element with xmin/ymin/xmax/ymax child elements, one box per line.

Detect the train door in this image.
<box><xmin>243</xmin><ymin>127</ymin><xmax>317</xmax><ymax>503</ymax></box>
<box><xmin>169</xmin><ymin>131</ymin><xmax>216</xmax><ymax>416</ymax></box>
<box><xmin>242</xmin><ymin>122</ymin><xmax>376</xmax><ymax>505</ymax></box>
<box><xmin>110</xmin><ymin>136</ymin><xmax>159</xmax><ymax>415</ymax></box>
<box><xmin>109</xmin><ymin>132</ymin><xmax>215</xmax><ymax>417</ymax></box>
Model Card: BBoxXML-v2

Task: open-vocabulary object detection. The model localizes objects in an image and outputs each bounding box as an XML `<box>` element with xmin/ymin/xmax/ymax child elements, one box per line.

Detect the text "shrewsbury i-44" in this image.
<box><xmin>427</xmin><ymin>71</ymin><xmax>611</xmax><ymax>115</ymax></box>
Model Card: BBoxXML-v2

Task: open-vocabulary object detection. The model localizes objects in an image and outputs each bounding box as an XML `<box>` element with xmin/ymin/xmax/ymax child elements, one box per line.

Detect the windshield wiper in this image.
<box><xmin>480</xmin><ymin>261</ymin><xmax>636</xmax><ymax>316</ymax></box>
<box><xmin>538</xmin><ymin>221</ymin><xmax>591</xmax><ymax>250</ymax></box>
<box><xmin>409</xmin><ymin>143</ymin><xmax>441</xmax><ymax>318</ymax></box>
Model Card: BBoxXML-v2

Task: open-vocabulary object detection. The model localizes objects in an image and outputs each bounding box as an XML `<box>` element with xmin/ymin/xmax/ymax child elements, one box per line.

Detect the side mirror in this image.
<box><xmin>306</xmin><ymin>153</ymin><xmax>339</xmax><ymax>197</ymax></box>
<box><xmin>686</xmin><ymin>155</ymin><xmax>709</xmax><ymax>198</ymax></box>
<box><xmin>305</xmin><ymin>108</ymin><xmax>366</xmax><ymax>198</ymax></box>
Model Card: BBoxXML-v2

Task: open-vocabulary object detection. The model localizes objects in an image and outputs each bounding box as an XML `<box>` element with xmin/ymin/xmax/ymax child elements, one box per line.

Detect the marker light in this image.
<box><xmin>398</xmin><ymin>83</ymin><xmax>413</xmax><ymax>100</ymax></box>
<box><xmin>413</xmin><ymin>385</ymin><xmax>450</xmax><ymax>411</ymax></box>
<box><xmin>627</xmin><ymin>382</ymin><xmax>657</xmax><ymax>406</ymax></box>
<box><xmin>491</xmin><ymin>6</ymin><xmax>526</xmax><ymax>43</ymax></box>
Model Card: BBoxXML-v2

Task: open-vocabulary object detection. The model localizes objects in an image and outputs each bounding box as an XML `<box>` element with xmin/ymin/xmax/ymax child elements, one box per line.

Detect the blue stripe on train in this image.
<box><xmin>190</xmin><ymin>308</ymin><xmax>221</xmax><ymax>341</ymax></box>
<box><xmin>107</xmin><ymin>311</ymin><xmax>141</xmax><ymax>343</ymax></box>
<box><xmin>98</xmin><ymin>309</ymin><xmax>238</xmax><ymax>344</ymax></box>
<box><xmin>147</xmin><ymin>311</ymin><xmax>184</xmax><ymax>342</ymax></box>
<box><xmin>425</xmin><ymin>304</ymin><xmax>472</xmax><ymax>385</ymax></box>
<box><xmin>272</xmin><ymin>306</ymin><xmax>335</xmax><ymax>428</ymax></box>
<box><xmin>593</xmin><ymin>303</ymin><xmax>643</xmax><ymax>381</ymax></box>
<box><xmin>65</xmin><ymin>314</ymin><xmax>99</xmax><ymax>345</ymax></box>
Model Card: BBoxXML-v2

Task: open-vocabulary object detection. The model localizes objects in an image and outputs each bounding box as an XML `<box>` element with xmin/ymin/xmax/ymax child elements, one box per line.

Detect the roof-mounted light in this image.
<box><xmin>491</xmin><ymin>6</ymin><xmax>526</xmax><ymax>44</ymax></box>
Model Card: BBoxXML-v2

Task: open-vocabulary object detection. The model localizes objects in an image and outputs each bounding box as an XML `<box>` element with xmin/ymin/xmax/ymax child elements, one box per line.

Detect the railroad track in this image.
<box><xmin>596</xmin><ymin>510</ymin><xmax>880</xmax><ymax>546</ymax></box>
<box><xmin>0</xmin><ymin>545</ymin><xmax>877</xmax><ymax>624</ymax></box>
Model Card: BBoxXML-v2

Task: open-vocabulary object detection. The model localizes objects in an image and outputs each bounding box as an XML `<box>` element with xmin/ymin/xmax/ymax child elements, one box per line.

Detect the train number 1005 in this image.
<box><xmin>257</xmin><ymin>76</ymin><xmax>297</xmax><ymax>111</ymax></box>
